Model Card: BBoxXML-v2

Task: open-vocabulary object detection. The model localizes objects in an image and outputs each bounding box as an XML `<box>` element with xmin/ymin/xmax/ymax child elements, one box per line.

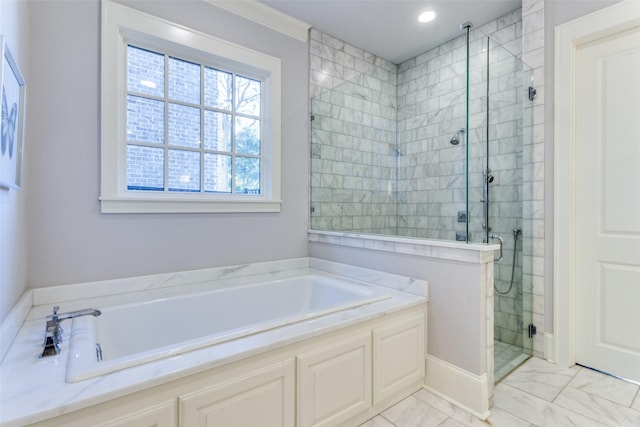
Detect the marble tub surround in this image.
<box><xmin>28</xmin><ymin>257</ymin><xmax>309</xmax><ymax>317</ymax></box>
<box><xmin>0</xmin><ymin>258</ymin><xmax>427</xmax><ymax>426</ymax></box>
<box><xmin>0</xmin><ymin>291</ymin><xmax>31</xmax><ymax>363</ymax></box>
<box><xmin>310</xmin><ymin>257</ymin><xmax>429</xmax><ymax>297</ymax></box>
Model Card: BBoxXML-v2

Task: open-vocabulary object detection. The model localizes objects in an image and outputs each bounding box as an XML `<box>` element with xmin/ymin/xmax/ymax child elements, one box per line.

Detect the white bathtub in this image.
<box><xmin>66</xmin><ymin>274</ymin><xmax>390</xmax><ymax>382</ymax></box>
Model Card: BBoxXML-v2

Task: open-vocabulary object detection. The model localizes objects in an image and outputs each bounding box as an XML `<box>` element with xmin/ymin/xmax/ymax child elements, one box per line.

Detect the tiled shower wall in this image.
<box><xmin>309</xmin><ymin>5</ymin><xmax>545</xmax><ymax>356</ymax></box>
<box><xmin>309</xmin><ymin>30</ymin><xmax>398</xmax><ymax>234</ymax></box>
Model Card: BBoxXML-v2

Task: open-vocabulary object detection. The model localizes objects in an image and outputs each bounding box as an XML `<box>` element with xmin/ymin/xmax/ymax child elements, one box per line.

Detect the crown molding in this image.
<box><xmin>205</xmin><ymin>0</ymin><xmax>310</xmax><ymax>42</ymax></box>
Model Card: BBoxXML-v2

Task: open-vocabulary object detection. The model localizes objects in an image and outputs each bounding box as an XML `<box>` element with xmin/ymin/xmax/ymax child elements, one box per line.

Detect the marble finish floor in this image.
<box><xmin>360</xmin><ymin>357</ymin><xmax>640</xmax><ymax>427</ymax></box>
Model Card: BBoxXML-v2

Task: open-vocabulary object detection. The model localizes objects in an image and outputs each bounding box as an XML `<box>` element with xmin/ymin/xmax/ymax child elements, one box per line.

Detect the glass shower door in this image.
<box><xmin>468</xmin><ymin>37</ymin><xmax>534</xmax><ymax>381</ymax></box>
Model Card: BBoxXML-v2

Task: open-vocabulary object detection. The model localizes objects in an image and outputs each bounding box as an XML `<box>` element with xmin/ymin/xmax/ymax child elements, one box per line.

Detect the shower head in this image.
<box><xmin>460</xmin><ymin>21</ymin><xmax>473</xmax><ymax>30</ymax></box>
<box><xmin>450</xmin><ymin>128</ymin><xmax>465</xmax><ymax>146</ymax></box>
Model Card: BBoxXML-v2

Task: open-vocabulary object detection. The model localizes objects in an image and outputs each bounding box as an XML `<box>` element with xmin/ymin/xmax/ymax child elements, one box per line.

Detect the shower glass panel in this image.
<box><xmin>467</xmin><ymin>37</ymin><xmax>534</xmax><ymax>381</ymax></box>
<box><xmin>310</xmin><ymin>77</ymin><xmax>398</xmax><ymax>234</ymax></box>
<box><xmin>309</xmin><ymin>29</ymin><xmax>534</xmax><ymax>382</ymax></box>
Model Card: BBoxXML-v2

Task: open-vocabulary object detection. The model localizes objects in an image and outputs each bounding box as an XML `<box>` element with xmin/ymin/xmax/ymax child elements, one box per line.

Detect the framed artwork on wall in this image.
<box><xmin>0</xmin><ymin>36</ymin><xmax>26</xmax><ymax>190</ymax></box>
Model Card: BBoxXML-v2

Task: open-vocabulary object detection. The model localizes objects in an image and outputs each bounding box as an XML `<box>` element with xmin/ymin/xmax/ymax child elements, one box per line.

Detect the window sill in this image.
<box><xmin>99</xmin><ymin>195</ymin><xmax>282</xmax><ymax>214</ymax></box>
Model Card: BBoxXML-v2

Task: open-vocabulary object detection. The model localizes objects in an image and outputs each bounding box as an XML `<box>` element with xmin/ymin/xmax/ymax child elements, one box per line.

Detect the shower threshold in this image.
<box><xmin>495</xmin><ymin>340</ymin><xmax>530</xmax><ymax>383</ymax></box>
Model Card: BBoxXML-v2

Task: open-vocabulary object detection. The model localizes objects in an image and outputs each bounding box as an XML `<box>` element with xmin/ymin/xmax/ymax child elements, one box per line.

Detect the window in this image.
<box><xmin>126</xmin><ymin>46</ymin><xmax>262</xmax><ymax>195</ymax></box>
<box><xmin>101</xmin><ymin>1</ymin><xmax>282</xmax><ymax>213</ymax></box>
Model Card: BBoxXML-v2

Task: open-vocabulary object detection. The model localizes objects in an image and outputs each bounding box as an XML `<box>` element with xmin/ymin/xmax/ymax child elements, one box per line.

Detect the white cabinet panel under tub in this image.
<box><xmin>28</xmin><ymin>396</ymin><xmax>179</xmax><ymax>427</ymax></box>
<box><xmin>297</xmin><ymin>332</ymin><xmax>372</xmax><ymax>427</ymax></box>
<box><xmin>25</xmin><ymin>307</ymin><xmax>426</xmax><ymax>427</ymax></box>
<box><xmin>93</xmin><ymin>400</ymin><xmax>177</xmax><ymax>427</ymax></box>
<box><xmin>373</xmin><ymin>312</ymin><xmax>426</xmax><ymax>404</ymax></box>
<box><xmin>180</xmin><ymin>359</ymin><xmax>295</xmax><ymax>427</ymax></box>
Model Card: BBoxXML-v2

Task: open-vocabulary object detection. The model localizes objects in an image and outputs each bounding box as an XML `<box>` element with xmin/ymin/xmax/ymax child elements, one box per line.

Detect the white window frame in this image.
<box><xmin>100</xmin><ymin>0</ymin><xmax>282</xmax><ymax>213</ymax></box>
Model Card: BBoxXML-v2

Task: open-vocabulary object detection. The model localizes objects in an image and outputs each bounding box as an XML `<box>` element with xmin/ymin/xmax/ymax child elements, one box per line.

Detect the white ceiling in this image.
<box><xmin>259</xmin><ymin>0</ymin><xmax>521</xmax><ymax>64</ymax></box>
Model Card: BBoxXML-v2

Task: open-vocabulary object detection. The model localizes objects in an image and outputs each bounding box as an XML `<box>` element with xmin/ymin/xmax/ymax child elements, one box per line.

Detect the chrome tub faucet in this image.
<box><xmin>40</xmin><ymin>306</ymin><xmax>102</xmax><ymax>358</ymax></box>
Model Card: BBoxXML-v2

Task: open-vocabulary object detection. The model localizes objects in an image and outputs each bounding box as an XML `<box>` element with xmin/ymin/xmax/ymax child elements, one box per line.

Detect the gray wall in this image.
<box><xmin>25</xmin><ymin>0</ymin><xmax>310</xmax><ymax>288</ymax></box>
<box><xmin>0</xmin><ymin>0</ymin><xmax>29</xmax><ymax>322</ymax></box>
<box><xmin>543</xmin><ymin>0</ymin><xmax>625</xmax><ymax>332</ymax></box>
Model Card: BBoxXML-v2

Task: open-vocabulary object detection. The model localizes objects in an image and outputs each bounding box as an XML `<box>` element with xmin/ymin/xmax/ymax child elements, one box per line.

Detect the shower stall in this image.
<box><xmin>309</xmin><ymin>18</ymin><xmax>534</xmax><ymax>382</ymax></box>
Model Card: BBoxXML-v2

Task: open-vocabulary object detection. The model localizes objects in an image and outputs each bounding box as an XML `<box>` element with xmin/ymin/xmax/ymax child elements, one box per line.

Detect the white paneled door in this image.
<box><xmin>573</xmin><ymin>17</ymin><xmax>640</xmax><ymax>383</ymax></box>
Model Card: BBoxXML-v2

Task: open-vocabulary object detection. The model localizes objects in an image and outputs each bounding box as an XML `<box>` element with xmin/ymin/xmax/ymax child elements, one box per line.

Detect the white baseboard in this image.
<box><xmin>424</xmin><ymin>355</ymin><xmax>490</xmax><ymax>419</ymax></box>
<box><xmin>545</xmin><ymin>332</ymin><xmax>555</xmax><ymax>363</ymax></box>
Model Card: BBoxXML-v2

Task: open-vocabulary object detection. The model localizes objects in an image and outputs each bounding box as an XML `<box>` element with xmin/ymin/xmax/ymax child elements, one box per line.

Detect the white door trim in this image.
<box><xmin>554</xmin><ymin>0</ymin><xmax>640</xmax><ymax>368</ymax></box>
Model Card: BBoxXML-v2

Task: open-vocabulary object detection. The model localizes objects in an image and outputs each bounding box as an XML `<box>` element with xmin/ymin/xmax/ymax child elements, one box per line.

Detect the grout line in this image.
<box><xmin>550</xmin><ymin>365</ymin><xmax>580</xmax><ymax>403</ymax></box>
<box><xmin>380</xmin><ymin>413</ymin><xmax>398</xmax><ymax>427</ymax></box>
<box><xmin>548</xmin><ymin>369</ymin><xmax>634</xmax><ymax>427</ymax></box>
<box><xmin>492</xmin><ymin>383</ymin><xmax>536</xmax><ymax>423</ymax></box>
<box><xmin>631</xmin><ymin>388</ymin><xmax>640</xmax><ymax>412</ymax></box>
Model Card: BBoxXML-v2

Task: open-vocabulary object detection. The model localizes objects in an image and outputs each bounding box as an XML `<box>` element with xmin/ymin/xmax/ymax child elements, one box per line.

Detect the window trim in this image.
<box><xmin>100</xmin><ymin>0</ymin><xmax>282</xmax><ymax>213</ymax></box>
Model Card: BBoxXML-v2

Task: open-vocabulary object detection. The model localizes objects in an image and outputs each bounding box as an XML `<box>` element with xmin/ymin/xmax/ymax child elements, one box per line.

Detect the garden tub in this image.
<box><xmin>66</xmin><ymin>274</ymin><xmax>390</xmax><ymax>382</ymax></box>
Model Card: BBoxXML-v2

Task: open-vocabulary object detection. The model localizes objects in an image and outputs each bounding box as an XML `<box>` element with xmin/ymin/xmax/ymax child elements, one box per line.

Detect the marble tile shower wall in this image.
<box><xmin>309</xmin><ymin>29</ymin><xmax>398</xmax><ymax>235</ymax></box>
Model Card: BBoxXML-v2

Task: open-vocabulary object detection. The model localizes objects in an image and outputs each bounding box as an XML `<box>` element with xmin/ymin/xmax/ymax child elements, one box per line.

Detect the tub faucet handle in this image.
<box><xmin>40</xmin><ymin>306</ymin><xmax>102</xmax><ymax>358</ymax></box>
<box><xmin>48</xmin><ymin>306</ymin><xmax>62</xmax><ymax>338</ymax></box>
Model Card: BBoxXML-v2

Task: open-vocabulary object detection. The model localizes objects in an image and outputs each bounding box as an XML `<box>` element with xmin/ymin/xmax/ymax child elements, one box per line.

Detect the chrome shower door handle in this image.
<box><xmin>489</xmin><ymin>234</ymin><xmax>504</xmax><ymax>262</ymax></box>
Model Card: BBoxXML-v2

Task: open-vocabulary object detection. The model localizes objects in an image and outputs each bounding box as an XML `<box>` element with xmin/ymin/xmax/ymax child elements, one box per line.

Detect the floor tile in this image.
<box><xmin>358</xmin><ymin>415</ymin><xmax>396</xmax><ymax>427</ymax></box>
<box><xmin>361</xmin><ymin>358</ymin><xmax>638</xmax><ymax>427</ymax></box>
<box><xmin>501</xmin><ymin>356</ymin><xmax>579</xmax><ymax>401</ymax></box>
<box><xmin>435</xmin><ymin>418</ymin><xmax>467</xmax><ymax>427</ymax></box>
<box><xmin>494</xmin><ymin>383</ymin><xmax>605</xmax><ymax>427</ymax></box>
<box><xmin>411</xmin><ymin>389</ymin><xmax>530</xmax><ymax>427</ymax></box>
<box><xmin>554</xmin><ymin>386</ymin><xmax>640</xmax><ymax>426</ymax></box>
<box><xmin>411</xmin><ymin>389</ymin><xmax>489</xmax><ymax>427</ymax></box>
<box><xmin>381</xmin><ymin>395</ymin><xmax>449</xmax><ymax>427</ymax></box>
<box><xmin>567</xmin><ymin>367</ymin><xmax>639</xmax><ymax>407</ymax></box>
<box><xmin>484</xmin><ymin>407</ymin><xmax>532</xmax><ymax>427</ymax></box>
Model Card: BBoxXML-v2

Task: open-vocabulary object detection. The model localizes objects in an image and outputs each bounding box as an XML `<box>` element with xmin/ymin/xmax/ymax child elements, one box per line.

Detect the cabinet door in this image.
<box><xmin>297</xmin><ymin>332</ymin><xmax>371</xmax><ymax>427</ymax></box>
<box><xmin>179</xmin><ymin>359</ymin><xmax>295</xmax><ymax>427</ymax></box>
<box><xmin>94</xmin><ymin>400</ymin><xmax>176</xmax><ymax>427</ymax></box>
<box><xmin>373</xmin><ymin>312</ymin><xmax>425</xmax><ymax>404</ymax></box>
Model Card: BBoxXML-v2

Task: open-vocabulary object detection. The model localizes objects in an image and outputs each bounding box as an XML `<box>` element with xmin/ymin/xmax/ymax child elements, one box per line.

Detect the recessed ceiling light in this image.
<box><xmin>418</xmin><ymin>11</ymin><xmax>436</xmax><ymax>23</ymax></box>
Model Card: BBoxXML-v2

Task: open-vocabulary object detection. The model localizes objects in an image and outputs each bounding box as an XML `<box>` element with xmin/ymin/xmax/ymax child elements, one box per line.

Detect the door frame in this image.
<box><xmin>554</xmin><ymin>0</ymin><xmax>640</xmax><ymax>368</ymax></box>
